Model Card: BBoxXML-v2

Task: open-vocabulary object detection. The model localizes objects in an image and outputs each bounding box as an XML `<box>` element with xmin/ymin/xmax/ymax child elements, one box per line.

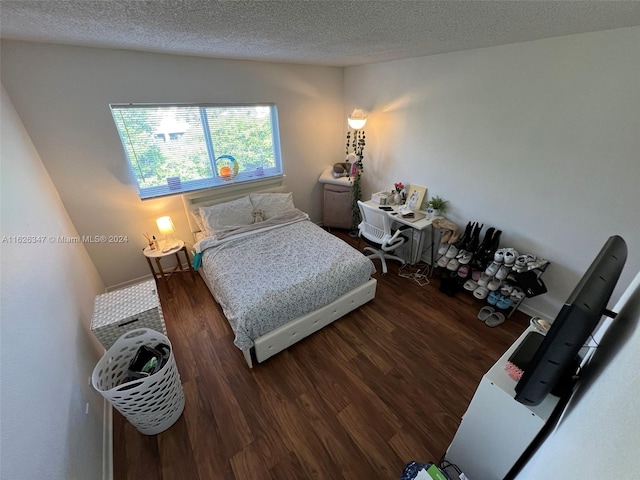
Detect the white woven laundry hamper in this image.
<box><xmin>92</xmin><ymin>328</ymin><xmax>184</xmax><ymax>435</ymax></box>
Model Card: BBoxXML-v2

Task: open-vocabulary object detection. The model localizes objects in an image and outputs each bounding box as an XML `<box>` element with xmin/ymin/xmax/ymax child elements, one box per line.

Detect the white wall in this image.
<box><xmin>1</xmin><ymin>85</ymin><xmax>106</xmax><ymax>480</ymax></box>
<box><xmin>515</xmin><ymin>270</ymin><xmax>640</xmax><ymax>478</ymax></box>
<box><xmin>344</xmin><ymin>26</ymin><xmax>640</xmax><ymax>319</ymax></box>
<box><xmin>0</xmin><ymin>42</ymin><xmax>344</xmax><ymax>289</ymax></box>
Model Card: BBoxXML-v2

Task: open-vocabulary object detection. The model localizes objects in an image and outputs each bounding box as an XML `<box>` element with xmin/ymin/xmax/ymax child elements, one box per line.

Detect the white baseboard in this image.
<box><xmin>106</xmin><ymin>261</ymin><xmax>194</xmax><ymax>293</ymax></box>
<box><xmin>102</xmin><ymin>400</ymin><xmax>113</xmax><ymax>480</ymax></box>
<box><xmin>517</xmin><ymin>302</ymin><xmax>552</xmax><ymax>322</ymax></box>
<box><xmin>106</xmin><ymin>274</ymin><xmax>154</xmax><ymax>292</ymax></box>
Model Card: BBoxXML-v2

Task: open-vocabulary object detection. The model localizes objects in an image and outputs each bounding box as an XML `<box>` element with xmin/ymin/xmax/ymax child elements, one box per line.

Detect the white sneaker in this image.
<box><xmin>487</xmin><ymin>278</ymin><xmax>503</xmax><ymax>291</ymax></box>
<box><xmin>473</xmin><ymin>286</ymin><xmax>489</xmax><ymax>299</ymax></box>
<box><xmin>477</xmin><ymin>273</ymin><xmax>491</xmax><ymax>286</ymax></box>
<box><xmin>437</xmin><ymin>255</ymin><xmax>449</xmax><ymax>268</ymax></box>
<box><xmin>510</xmin><ymin>288</ymin><xmax>525</xmax><ymax>302</ymax></box>
<box><xmin>496</xmin><ymin>265</ymin><xmax>511</xmax><ymax>280</ymax></box>
<box><xmin>500</xmin><ymin>284</ymin><xmax>514</xmax><ymax>296</ymax></box>
<box><xmin>458</xmin><ymin>250</ymin><xmax>473</xmax><ymax>265</ymax></box>
<box><xmin>445</xmin><ymin>245</ymin><xmax>459</xmax><ymax>259</ymax></box>
<box><xmin>504</xmin><ymin>248</ymin><xmax>519</xmax><ymax>266</ymax></box>
<box><xmin>447</xmin><ymin>258</ymin><xmax>461</xmax><ymax>271</ymax></box>
<box><xmin>485</xmin><ymin>261</ymin><xmax>501</xmax><ymax>276</ymax></box>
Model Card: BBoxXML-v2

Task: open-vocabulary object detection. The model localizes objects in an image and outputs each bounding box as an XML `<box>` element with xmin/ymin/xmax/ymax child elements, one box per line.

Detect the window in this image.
<box><xmin>110</xmin><ymin>103</ymin><xmax>283</xmax><ymax>199</ymax></box>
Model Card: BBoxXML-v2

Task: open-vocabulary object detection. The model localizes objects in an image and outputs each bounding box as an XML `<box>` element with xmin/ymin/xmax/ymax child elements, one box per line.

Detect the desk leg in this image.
<box><xmin>414</xmin><ymin>229</ymin><xmax>426</xmax><ymax>265</ymax></box>
<box><xmin>407</xmin><ymin>225</ymin><xmax>436</xmax><ymax>272</ymax></box>
<box><xmin>428</xmin><ymin>226</ymin><xmax>436</xmax><ymax>277</ymax></box>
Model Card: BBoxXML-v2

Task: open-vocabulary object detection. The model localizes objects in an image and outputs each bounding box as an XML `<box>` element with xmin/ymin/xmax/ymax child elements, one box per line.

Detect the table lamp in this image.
<box><xmin>156</xmin><ymin>216</ymin><xmax>179</xmax><ymax>251</ymax></box>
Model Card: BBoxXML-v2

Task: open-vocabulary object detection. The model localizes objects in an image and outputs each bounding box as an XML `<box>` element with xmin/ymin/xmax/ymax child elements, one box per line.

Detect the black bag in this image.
<box><xmin>127</xmin><ymin>343</ymin><xmax>170</xmax><ymax>380</ymax></box>
<box><xmin>513</xmin><ymin>271</ymin><xmax>547</xmax><ymax>298</ymax></box>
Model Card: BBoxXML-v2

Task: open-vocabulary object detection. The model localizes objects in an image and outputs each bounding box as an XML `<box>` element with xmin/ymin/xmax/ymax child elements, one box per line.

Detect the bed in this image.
<box><xmin>182</xmin><ymin>180</ymin><xmax>377</xmax><ymax>367</ymax></box>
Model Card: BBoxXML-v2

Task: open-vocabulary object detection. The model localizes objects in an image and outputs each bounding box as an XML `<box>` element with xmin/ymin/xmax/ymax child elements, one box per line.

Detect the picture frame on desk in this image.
<box><xmin>406</xmin><ymin>184</ymin><xmax>427</xmax><ymax>211</ymax></box>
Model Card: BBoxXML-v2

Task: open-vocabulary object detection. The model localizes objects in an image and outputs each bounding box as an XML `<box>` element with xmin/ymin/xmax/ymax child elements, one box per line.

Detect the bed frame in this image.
<box><xmin>181</xmin><ymin>178</ymin><xmax>377</xmax><ymax>367</ymax></box>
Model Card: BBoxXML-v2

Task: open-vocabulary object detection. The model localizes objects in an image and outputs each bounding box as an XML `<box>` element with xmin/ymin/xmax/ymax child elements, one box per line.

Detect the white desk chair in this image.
<box><xmin>357</xmin><ymin>200</ymin><xmax>407</xmax><ymax>274</ymax></box>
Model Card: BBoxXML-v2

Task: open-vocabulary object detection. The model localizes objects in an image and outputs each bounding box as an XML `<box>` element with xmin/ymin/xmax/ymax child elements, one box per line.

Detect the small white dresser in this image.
<box><xmin>319</xmin><ymin>165</ymin><xmax>353</xmax><ymax>229</ymax></box>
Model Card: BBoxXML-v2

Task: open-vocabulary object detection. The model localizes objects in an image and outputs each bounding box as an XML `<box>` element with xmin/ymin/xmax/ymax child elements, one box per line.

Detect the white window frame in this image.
<box><xmin>110</xmin><ymin>103</ymin><xmax>284</xmax><ymax>199</ymax></box>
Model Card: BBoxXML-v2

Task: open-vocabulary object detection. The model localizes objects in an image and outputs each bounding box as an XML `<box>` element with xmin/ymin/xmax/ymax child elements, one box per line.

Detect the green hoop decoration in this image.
<box><xmin>215</xmin><ymin>155</ymin><xmax>239</xmax><ymax>180</ymax></box>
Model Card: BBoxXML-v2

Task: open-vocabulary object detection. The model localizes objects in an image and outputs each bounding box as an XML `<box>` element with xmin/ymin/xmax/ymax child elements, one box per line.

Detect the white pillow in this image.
<box><xmin>191</xmin><ymin>211</ymin><xmax>207</xmax><ymax>233</ymax></box>
<box><xmin>199</xmin><ymin>195</ymin><xmax>255</xmax><ymax>235</ymax></box>
<box><xmin>249</xmin><ymin>192</ymin><xmax>295</xmax><ymax>219</ymax></box>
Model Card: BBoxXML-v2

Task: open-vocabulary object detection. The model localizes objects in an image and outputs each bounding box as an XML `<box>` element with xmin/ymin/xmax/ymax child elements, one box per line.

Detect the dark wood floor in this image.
<box><xmin>113</xmin><ymin>230</ymin><xmax>530</xmax><ymax>480</ymax></box>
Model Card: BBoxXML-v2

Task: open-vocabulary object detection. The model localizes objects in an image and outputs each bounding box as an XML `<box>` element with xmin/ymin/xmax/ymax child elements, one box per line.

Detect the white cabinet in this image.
<box><xmin>323</xmin><ymin>184</ymin><xmax>352</xmax><ymax>229</ymax></box>
<box><xmin>445</xmin><ymin>327</ymin><xmax>560</xmax><ymax>479</ymax></box>
<box><xmin>319</xmin><ymin>166</ymin><xmax>353</xmax><ymax>229</ymax></box>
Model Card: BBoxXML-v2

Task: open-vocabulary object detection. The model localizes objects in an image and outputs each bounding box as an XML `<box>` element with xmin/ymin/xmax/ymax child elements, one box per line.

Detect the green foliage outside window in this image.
<box><xmin>110</xmin><ymin>104</ymin><xmax>282</xmax><ymax>199</ymax></box>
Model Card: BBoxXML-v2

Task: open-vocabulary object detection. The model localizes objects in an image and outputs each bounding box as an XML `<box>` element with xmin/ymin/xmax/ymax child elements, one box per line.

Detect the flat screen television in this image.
<box><xmin>514</xmin><ymin>235</ymin><xmax>627</xmax><ymax>406</ymax></box>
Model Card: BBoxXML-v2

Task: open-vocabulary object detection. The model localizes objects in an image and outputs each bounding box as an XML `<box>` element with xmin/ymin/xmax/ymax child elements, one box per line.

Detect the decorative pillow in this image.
<box><xmin>249</xmin><ymin>192</ymin><xmax>295</xmax><ymax>220</ymax></box>
<box><xmin>199</xmin><ymin>195</ymin><xmax>255</xmax><ymax>235</ymax></box>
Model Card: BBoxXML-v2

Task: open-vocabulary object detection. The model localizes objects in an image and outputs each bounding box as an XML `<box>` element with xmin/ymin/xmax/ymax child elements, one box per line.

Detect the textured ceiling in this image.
<box><xmin>1</xmin><ymin>1</ymin><xmax>640</xmax><ymax>67</ymax></box>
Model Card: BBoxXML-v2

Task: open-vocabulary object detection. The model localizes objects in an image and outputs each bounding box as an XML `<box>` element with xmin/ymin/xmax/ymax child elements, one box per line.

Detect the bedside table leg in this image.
<box><xmin>179</xmin><ymin>246</ymin><xmax>195</xmax><ymax>278</ymax></box>
<box><xmin>144</xmin><ymin>256</ymin><xmax>159</xmax><ymax>287</ymax></box>
<box><xmin>154</xmin><ymin>257</ymin><xmax>172</xmax><ymax>297</ymax></box>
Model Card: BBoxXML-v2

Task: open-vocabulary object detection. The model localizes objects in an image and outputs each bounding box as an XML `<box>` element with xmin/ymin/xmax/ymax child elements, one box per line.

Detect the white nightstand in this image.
<box><xmin>143</xmin><ymin>240</ymin><xmax>194</xmax><ymax>295</ymax></box>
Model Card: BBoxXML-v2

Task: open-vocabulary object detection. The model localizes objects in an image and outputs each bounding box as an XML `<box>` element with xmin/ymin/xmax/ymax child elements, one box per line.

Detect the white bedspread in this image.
<box><xmin>197</xmin><ymin>211</ymin><xmax>376</xmax><ymax>350</ymax></box>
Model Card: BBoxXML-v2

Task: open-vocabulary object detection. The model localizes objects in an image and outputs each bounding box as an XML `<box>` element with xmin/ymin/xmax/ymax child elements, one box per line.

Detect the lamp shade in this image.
<box><xmin>156</xmin><ymin>216</ymin><xmax>175</xmax><ymax>235</ymax></box>
<box><xmin>347</xmin><ymin>109</ymin><xmax>367</xmax><ymax>130</ymax></box>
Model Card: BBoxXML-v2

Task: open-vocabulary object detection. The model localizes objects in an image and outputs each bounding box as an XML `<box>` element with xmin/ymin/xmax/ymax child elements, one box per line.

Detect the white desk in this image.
<box><xmin>363</xmin><ymin>200</ymin><xmax>440</xmax><ymax>267</ymax></box>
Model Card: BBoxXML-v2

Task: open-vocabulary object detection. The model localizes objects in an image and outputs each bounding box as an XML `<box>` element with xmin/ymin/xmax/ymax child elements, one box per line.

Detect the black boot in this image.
<box><xmin>477</xmin><ymin>227</ymin><xmax>495</xmax><ymax>254</ymax></box>
<box><xmin>485</xmin><ymin>229</ymin><xmax>502</xmax><ymax>263</ymax></box>
<box><xmin>467</xmin><ymin>223</ymin><xmax>483</xmax><ymax>253</ymax></box>
<box><xmin>472</xmin><ymin>227</ymin><xmax>496</xmax><ymax>269</ymax></box>
<box><xmin>455</xmin><ymin>221</ymin><xmax>474</xmax><ymax>250</ymax></box>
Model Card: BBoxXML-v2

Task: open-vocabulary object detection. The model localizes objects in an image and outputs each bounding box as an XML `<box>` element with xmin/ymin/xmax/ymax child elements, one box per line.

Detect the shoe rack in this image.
<box><xmin>434</xmin><ymin>222</ymin><xmax>550</xmax><ymax>322</ymax></box>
